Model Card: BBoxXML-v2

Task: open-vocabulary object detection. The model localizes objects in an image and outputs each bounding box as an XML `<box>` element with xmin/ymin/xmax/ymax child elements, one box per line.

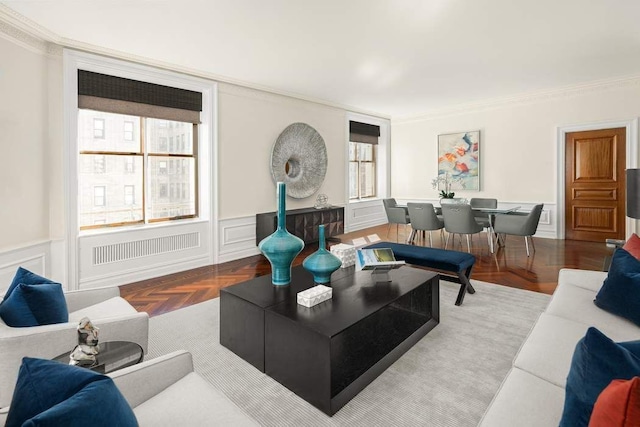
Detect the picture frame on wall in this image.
<box><xmin>437</xmin><ymin>130</ymin><xmax>480</xmax><ymax>191</ymax></box>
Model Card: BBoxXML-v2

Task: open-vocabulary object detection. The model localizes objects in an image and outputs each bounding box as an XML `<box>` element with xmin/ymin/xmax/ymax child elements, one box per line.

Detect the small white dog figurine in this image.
<box><xmin>69</xmin><ymin>317</ymin><xmax>100</xmax><ymax>366</ymax></box>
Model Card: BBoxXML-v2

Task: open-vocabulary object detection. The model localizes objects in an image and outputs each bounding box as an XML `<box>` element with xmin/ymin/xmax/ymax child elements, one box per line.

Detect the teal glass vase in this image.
<box><xmin>302</xmin><ymin>224</ymin><xmax>342</xmax><ymax>284</ymax></box>
<box><xmin>258</xmin><ymin>182</ymin><xmax>305</xmax><ymax>286</ymax></box>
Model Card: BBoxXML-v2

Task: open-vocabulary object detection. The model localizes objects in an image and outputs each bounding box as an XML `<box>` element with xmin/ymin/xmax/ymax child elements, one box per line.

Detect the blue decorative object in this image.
<box><xmin>559</xmin><ymin>327</ymin><xmax>640</xmax><ymax>427</ymax></box>
<box><xmin>303</xmin><ymin>225</ymin><xmax>342</xmax><ymax>284</ymax></box>
<box><xmin>0</xmin><ymin>283</ymin><xmax>68</xmax><ymax>327</ymax></box>
<box><xmin>4</xmin><ymin>267</ymin><xmax>57</xmax><ymax>300</ymax></box>
<box><xmin>6</xmin><ymin>358</ymin><xmax>137</xmax><ymax>427</ymax></box>
<box><xmin>258</xmin><ymin>182</ymin><xmax>305</xmax><ymax>286</ymax></box>
<box><xmin>595</xmin><ymin>248</ymin><xmax>640</xmax><ymax>326</ymax></box>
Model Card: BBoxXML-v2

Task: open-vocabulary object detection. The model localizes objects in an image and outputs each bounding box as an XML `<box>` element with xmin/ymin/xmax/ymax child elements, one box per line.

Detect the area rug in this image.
<box><xmin>147</xmin><ymin>279</ymin><xmax>550</xmax><ymax>426</ymax></box>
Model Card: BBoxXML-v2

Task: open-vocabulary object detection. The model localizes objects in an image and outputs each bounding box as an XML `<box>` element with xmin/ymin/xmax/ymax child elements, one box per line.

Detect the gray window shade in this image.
<box><xmin>78</xmin><ymin>70</ymin><xmax>202</xmax><ymax>123</ymax></box>
<box><xmin>349</xmin><ymin>121</ymin><xmax>380</xmax><ymax>144</ymax></box>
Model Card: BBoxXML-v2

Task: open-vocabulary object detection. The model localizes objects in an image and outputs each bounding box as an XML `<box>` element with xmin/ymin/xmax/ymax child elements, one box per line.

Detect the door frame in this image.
<box><xmin>556</xmin><ymin>118</ymin><xmax>639</xmax><ymax>239</ymax></box>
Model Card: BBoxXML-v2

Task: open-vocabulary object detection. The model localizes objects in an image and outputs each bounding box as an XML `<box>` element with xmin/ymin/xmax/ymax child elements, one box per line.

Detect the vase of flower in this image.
<box><xmin>302</xmin><ymin>225</ymin><xmax>342</xmax><ymax>284</ymax></box>
<box><xmin>258</xmin><ymin>182</ymin><xmax>305</xmax><ymax>286</ymax></box>
<box><xmin>432</xmin><ymin>172</ymin><xmax>462</xmax><ymax>199</ymax></box>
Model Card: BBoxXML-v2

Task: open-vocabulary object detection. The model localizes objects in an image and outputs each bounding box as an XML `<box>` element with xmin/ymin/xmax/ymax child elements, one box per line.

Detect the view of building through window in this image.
<box><xmin>349</xmin><ymin>141</ymin><xmax>376</xmax><ymax>199</ymax></box>
<box><xmin>78</xmin><ymin>110</ymin><xmax>197</xmax><ymax>228</ymax></box>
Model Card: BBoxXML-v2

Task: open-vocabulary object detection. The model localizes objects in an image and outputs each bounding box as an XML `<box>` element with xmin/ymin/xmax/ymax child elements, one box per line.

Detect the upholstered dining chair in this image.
<box><xmin>441</xmin><ymin>204</ymin><xmax>484</xmax><ymax>252</ymax></box>
<box><xmin>493</xmin><ymin>204</ymin><xmax>544</xmax><ymax>257</ymax></box>
<box><xmin>407</xmin><ymin>203</ymin><xmax>444</xmax><ymax>247</ymax></box>
<box><xmin>469</xmin><ymin>198</ymin><xmax>498</xmax><ymax>228</ymax></box>
<box><xmin>382</xmin><ymin>198</ymin><xmax>410</xmax><ymax>242</ymax></box>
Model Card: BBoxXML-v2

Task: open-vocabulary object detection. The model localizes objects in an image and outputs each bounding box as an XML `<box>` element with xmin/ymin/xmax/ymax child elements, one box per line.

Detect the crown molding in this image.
<box><xmin>393</xmin><ymin>74</ymin><xmax>640</xmax><ymax>124</ymax></box>
<box><xmin>0</xmin><ymin>4</ymin><xmax>390</xmax><ymax>120</ymax></box>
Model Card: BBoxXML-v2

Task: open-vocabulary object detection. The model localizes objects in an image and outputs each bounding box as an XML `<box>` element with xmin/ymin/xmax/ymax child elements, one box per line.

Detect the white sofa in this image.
<box><xmin>109</xmin><ymin>350</ymin><xmax>258</xmax><ymax>426</ymax></box>
<box><xmin>0</xmin><ymin>286</ymin><xmax>149</xmax><ymax>410</ymax></box>
<box><xmin>480</xmin><ymin>268</ymin><xmax>640</xmax><ymax>426</ymax></box>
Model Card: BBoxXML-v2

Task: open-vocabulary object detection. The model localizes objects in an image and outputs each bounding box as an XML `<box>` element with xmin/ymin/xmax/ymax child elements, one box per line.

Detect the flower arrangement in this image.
<box><xmin>431</xmin><ymin>173</ymin><xmax>462</xmax><ymax>199</ymax></box>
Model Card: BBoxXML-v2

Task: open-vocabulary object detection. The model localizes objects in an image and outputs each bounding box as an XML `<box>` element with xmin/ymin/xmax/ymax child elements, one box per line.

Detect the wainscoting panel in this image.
<box><xmin>347</xmin><ymin>200</ymin><xmax>387</xmax><ymax>233</ymax></box>
<box><xmin>78</xmin><ymin>221</ymin><xmax>212</xmax><ymax>289</ymax></box>
<box><xmin>0</xmin><ymin>241</ymin><xmax>51</xmax><ymax>293</ymax></box>
<box><xmin>218</xmin><ymin>216</ymin><xmax>260</xmax><ymax>264</ymax></box>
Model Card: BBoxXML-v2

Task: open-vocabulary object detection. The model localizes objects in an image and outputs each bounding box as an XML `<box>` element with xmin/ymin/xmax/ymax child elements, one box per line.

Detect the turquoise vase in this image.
<box><xmin>258</xmin><ymin>182</ymin><xmax>305</xmax><ymax>286</ymax></box>
<box><xmin>302</xmin><ymin>224</ymin><xmax>342</xmax><ymax>284</ymax></box>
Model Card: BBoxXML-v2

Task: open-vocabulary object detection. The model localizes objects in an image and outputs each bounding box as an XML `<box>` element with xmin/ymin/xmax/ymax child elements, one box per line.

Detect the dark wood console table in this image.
<box><xmin>255</xmin><ymin>206</ymin><xmax>344</xmax><ymax>245</ymax></box>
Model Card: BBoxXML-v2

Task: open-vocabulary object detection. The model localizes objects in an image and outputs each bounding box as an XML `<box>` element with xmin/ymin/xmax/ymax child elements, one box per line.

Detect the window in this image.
<box><xmin>94</xmin><ymin>155</ymin><xmax>106</xmax><ymax>174</ymax></box>
<box><xmin>124</xmin><ymin>157</ymin><xmax>135</xmax><ymax>173</ymax></box>
<box><xmin>78</xmin><ymin>111</ymin><xmax>197</xmax><ymax>228</ymax></box>
<box><xmin>159</xmin><ymin>183</ymin><xmax>168</xmax><ymax>198</ymax></box>
<box><xmin>124</xmin><ymin>121</ymin><xmax>134</xmax><ymax>141</ymax></box>
<box><xmin>124</xmin><ymin>185</ymin><xmax>135</xmax><ymax>205</ymax></box>
<box><xmin>159</xmin><ymin>161</ymin><xmax>167</xmax><ymax>175</ymax></box>
<box><xmin>93</xmin><ymin>118</ymin><xmax>105</xmax><ymax>139</ymax></box>
<box><xmin>94</xmin><ymin>186</ymin><xmax>105</xmax><ymax>206</ymax></box>
<box><xmin>349</xmin><ymin>142</ymin><xmax>377</xmax><ymax>199</ymax></box>
<box><xmin>76</xmin><ymin>69</ymin><xmax>202</xmax><ymax>229</ymax></box>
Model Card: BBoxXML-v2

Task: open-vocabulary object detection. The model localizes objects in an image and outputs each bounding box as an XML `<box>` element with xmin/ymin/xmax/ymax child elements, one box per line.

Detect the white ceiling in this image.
<box><xmin>4</xmin><ymin>0</ymin><xmax>640</xmax><ymax>118</ymax></box>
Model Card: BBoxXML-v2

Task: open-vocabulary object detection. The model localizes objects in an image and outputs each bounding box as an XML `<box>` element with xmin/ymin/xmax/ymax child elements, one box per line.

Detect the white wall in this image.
<box><xmin>216</xmin><ymin>84</ymin><xmax>354</xmax><ymax>261</ymax></box>
<box><xmin>218</xmin><ymin>83</ymin><xmax>346</xmax><ymax>219</ymax></box>
<box><xmin>0</xmin><ymin>21</ymin><xmax>376</xmax><ymax>280</ymax></box>
<box><xmin>0</xmin><ymin>35</ymin><xmax>49</xmax><ymax>250</ymax></box>
<box><xmin>391</xmin><ymin>81</ymin><xmax>640</xmax><ymax>237</ymax></box>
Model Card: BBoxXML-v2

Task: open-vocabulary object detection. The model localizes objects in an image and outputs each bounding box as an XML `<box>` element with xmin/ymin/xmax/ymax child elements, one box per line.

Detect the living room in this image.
<box><xmin>1</xmin><ymin>1</ymin><xmax>640</xmax><ymax>425</ymax></box>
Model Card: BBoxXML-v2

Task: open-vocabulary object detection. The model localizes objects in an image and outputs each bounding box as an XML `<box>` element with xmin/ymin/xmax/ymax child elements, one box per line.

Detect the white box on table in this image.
<box><xmin>330</xmin><ymin>243</ymin><xmax>356</xmax><ymax>268</ymax></box>
<box><xmin>297</xmin><ymin>285</ymin><xmax>333</xmax><ymax>307</ymax></box>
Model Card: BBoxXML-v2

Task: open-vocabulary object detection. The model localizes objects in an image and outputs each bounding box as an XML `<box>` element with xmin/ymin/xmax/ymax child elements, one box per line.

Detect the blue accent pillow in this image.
<box><xmin>595</xmin><ymin>248</ymin><xmax>640</xmax><ymax>326</ymax></box>
<box><xmin>3</xmin><ymin>267</ymin><xmax>57</xmax><ymax>301</ymax></box>
<box><xmin>6</xmin><ymin>357</ymin><xmax>138</xmax><ymax>427</ymax></box>
<box><xmin>559</xmin><ymin>327</ymin><xmax>640</xmax><ymax>427</ymax></box>
<box><xmin>0</xmin><ymin>283</ymin><xmax>68</xmax><ymax>327</ymax></box>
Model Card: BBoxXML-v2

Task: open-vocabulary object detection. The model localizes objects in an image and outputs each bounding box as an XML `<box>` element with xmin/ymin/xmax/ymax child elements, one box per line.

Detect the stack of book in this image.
<box><xmin>356</xmin><ymin>248</ymin><xmax>405</xmax><ymax>271</ymax></box>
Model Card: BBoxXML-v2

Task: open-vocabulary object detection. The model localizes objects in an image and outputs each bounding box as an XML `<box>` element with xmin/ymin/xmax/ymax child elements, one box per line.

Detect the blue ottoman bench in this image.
<box><xmin>364</xmin><ymin>242</ymin><xmax>476</xmax><ymax>306</ymax></box>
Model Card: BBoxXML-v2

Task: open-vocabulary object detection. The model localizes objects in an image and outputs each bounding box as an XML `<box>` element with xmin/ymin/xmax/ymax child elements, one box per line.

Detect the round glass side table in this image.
<box><xmin>53</xmin><ymin>341</ymin><xmax>143</xmax><ymax>374</ymax></box>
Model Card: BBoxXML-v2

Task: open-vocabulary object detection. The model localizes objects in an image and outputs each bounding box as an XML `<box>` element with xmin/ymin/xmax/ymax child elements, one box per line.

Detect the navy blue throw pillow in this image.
<box><xmin>595</xmin><ymin>248</ymin><xmax>640</xmax><ymax>326</ymax></box>
<box><xmin>0</xmin><ymin>283</ymin><xmax>68</xmax><ymax>327</ymax></box>
<box><xmin>3</xmin><ymin>267</ymin><xmax>57</xmax><ymax>301</ymax></box>
<box><xmin>559</xmin><ymin>327</ymin><xmax>640</xmax><ymax>427</ymax></box>
<box><xmin>6</xmin><ymin>358</ymin><xmax>138</xmax><ymax>427</ymax></box>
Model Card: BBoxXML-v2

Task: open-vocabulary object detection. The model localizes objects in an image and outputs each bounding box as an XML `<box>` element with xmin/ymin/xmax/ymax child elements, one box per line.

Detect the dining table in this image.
<box><xmin>399</xmin><ymin>203</ymin><xmax>521</xmax><ymax>252</ymax></box>
<box><xmin>470</xmin><ymin>206</ymin><xmax>521</xmax><ymax>253</ymax></box>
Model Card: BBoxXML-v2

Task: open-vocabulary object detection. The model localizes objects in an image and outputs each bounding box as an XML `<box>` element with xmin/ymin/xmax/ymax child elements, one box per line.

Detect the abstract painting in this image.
<box><xmin>437</xmin><ymin>130</ymin><xmax>480</xmax><ymax>191</ymax></box>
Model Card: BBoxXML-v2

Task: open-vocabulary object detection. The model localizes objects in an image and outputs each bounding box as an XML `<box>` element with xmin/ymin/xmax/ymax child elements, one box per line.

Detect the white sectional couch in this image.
<box><xmin>480</xmin><ymin>268</ymin><xmax>640</xmax><ymax>426</ymax></box>
<box><xmin>109</xmin><ymin>350</ymin><xmax>258</xmax><ymax>426</ymax></box>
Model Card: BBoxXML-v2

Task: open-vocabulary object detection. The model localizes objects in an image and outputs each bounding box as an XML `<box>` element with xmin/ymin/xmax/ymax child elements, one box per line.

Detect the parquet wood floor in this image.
<box><xmin>119</xmin><ymin>224</ymin><xmax>613</xmax><ymax>316</ymax></box>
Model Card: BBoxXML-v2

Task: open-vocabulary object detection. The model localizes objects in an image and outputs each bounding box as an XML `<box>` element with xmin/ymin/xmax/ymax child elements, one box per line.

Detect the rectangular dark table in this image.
<box><xmin>220</xmin><ymin>265</ymin><xmax>439</xmax><ymax>415</ymax></box>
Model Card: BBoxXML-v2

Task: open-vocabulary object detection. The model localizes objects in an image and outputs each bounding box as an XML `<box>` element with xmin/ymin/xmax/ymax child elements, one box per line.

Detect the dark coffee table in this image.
<box><xmin>53</xmin><ymin>341</ymin><xmax>143</xmax><ymax>374</ymax></box>
<box><xmin>220</xmin><ymin>265</ymin><xmax>439</xmax><ymax>415</ymax></box>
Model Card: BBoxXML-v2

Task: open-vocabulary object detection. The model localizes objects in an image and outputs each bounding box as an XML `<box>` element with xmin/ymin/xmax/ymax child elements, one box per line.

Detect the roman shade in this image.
<box><xmin>349</xmin><ymin>121</ymin><xmax>380</xmax><ymax>144</ymax></box>
<box><xmin>78</xmin><ymin>70</ymin><xmax>202</xmax><ymax>123</ymax></box>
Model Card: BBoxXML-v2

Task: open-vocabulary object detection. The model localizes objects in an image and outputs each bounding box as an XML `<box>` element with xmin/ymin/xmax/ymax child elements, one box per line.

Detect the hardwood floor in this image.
<box><xmin>119</xmin><ymin>224</ymin><xmax>613</xmax><ymax>317</ymax></box>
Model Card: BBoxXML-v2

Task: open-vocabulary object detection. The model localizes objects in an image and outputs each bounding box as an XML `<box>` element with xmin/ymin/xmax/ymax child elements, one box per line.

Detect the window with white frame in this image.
<box><xmin>124</xmin><ymin>121</ymin><xmax>134</xmax><ymax>141</ymax></box>
<box><xmin>93</xmin><ymin>118</ymin><xmax>105</xmax><ymax>139</ymax></box>
<box><xmin>93</xmin><ymin>186</ymin><xmax>105</xmax><ymax>206</ymax></box>
<box><xmin>124</xmin><ymin>185</ymin><xmax>135</xmax><ymax>205</ymax></box>
<box><xmin>77</xmin><ymin>70</ymin><xmax>202</xmax><ymax>229</ymax></box>
<box><xmin>348</xmin><ymin>121</ymin><xmax>380</xmax><ymax>200</ymax></box>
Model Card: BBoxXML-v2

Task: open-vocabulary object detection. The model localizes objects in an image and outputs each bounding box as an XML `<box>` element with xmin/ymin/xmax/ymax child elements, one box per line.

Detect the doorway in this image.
<box><xmin>564</xmin><ymin>127</ymin><xmax>626</xmax><ymax>242</ymax></box>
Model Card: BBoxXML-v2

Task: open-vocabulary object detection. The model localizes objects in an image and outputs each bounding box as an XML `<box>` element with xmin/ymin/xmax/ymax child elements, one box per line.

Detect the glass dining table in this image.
<box><xmin>471</xmin><ymin>206</ymin><xmax>521</xmax><ymax>253</ymax></box>
<box><xmin>400</xmin><ymin>203</ymin><xmax>521</xmax><ymax>252</ymax></box>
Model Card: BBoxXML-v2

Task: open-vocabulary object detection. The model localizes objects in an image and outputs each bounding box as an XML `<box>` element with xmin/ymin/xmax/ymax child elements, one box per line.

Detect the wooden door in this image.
<box><xmin>565</xmin><ymin>128</ymin><xmax>626</xmax><ymax>242</ymax></box>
